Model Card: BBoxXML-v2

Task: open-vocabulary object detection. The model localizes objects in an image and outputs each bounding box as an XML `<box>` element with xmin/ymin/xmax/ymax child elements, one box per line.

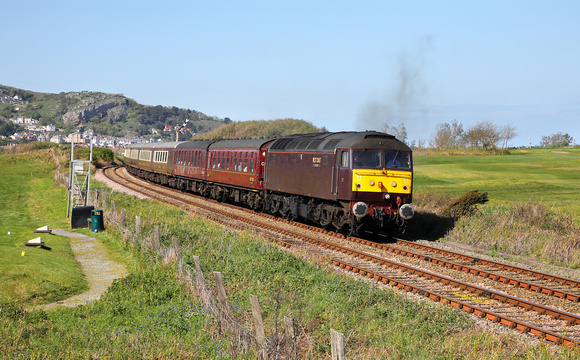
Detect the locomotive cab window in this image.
<box><xmin>353</xmin><ymin>150</ymin><xmax>381</xmax><ymax>169</ymax></box>
<box><xmin>385</xmin><ymin>151</ymin><xmax>411</xmax><ymax>169</ymax></box>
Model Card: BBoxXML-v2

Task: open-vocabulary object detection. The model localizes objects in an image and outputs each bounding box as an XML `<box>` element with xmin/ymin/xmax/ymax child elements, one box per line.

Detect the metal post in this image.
<box><xmin>66</xmin><ymin>140</ymin><xmax>74</xmax><ymax>218</ymax></box>
<box><xmin>87</xmin><ymin>140</ymin><xmax>93</xmax><ymax>206</ymax></box>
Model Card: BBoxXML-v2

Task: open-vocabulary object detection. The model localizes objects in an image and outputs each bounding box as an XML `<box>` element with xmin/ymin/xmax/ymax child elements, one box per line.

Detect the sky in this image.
<box><xmin>3</xmin><ymin>0</ymin><xmax>579</xmax><ymax>146</ymax></box>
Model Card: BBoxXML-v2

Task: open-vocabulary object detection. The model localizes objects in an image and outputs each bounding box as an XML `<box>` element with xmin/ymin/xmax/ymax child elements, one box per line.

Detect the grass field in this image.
<box><xmin>2</xmin><ymin>147</ymin><xmax>580</xmax><ymax>358</ymax></box>
<box><xmin>0</xmin><ymin>150</ymin><xmax>88</xmax><ymax>305</ymax></box>
<box><xmin>413</xmin><ymin>148</ymin><xmax>580</xmax><ymax>222</ymax></box>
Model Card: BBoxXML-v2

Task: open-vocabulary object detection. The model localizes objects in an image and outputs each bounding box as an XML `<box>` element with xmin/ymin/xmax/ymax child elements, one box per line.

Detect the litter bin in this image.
<box><xmin>91</xmin><ymin>209</ymin><xmax>104</xmax><ymax>233</ymax></box>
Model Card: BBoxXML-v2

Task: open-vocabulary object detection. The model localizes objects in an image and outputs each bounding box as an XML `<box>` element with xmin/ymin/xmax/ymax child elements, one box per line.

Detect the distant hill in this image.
<box><xmin>193</xmin><ymin>118</ymin><xmax>325</xmax><ymax>140</ymax></box>
<box><xmin>0</xmin><ymin>84</ymin><xmax>224</xmax><ymax>138</ymax></box>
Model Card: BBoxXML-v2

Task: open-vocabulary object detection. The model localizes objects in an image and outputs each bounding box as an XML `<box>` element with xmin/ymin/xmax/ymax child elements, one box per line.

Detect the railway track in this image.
<box><xmin>101</xmin><ymin>165</ymin><xmax>580</xmax><ymax>348</ymax></box>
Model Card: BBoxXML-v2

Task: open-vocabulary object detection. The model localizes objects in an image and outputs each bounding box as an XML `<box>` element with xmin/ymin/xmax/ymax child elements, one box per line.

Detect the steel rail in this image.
<box><xmin>327</xmin><ymin>257</ymin><xmax>578</xmax><ymax>348</ymax></box>
<box><xmin>342</xmin><ymin>237</ymin><xmax>580</xmax><ymax>303</ymax></box>
<box><xmin>394</xmin><ymin>237</ymin><xmax>580</xmax><ymax>288</ymax></box>
<box><xmin>103</xmin><ymin>166</ymin><xmax>580</xmax><ymax>347</ymax></box>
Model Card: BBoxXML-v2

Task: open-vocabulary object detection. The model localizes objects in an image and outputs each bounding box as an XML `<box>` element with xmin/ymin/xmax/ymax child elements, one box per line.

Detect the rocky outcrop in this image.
<box><xmin>62</xmin><ymin>95</ymin><xmax>129</xmax><ymax>124</ymax></box>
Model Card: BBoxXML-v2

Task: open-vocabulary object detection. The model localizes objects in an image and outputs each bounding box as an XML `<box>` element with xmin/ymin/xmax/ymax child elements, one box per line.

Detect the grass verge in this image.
<box><xmin>0</xmin><ymin>150</ymin><xmax>87</xmax><ymax>305</ymax></box>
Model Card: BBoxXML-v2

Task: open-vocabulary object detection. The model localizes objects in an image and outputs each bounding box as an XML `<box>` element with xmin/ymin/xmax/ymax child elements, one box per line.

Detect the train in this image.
<box><xmin>123</xmin><ymin>131</ymin><xmax>414</xmax><ymax>236</ymax></box>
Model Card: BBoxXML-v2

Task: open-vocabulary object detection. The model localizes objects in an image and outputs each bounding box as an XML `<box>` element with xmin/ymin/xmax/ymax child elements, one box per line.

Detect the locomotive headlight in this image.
<box><xmin>403</xmin><ymin>185</ymin><xmax>408</xmax><ymax>191</ymax></box>
<box><xmin>384</xmin><ymin>194</ymin><xmax>390</xmax><ymax>200</ymax></box>
<box><xmin>356</xmin><ymin>183</ymin><xmax>361</xmax><ymax>189</ymax></box>
<box><xmin>369</xmin><ymin>180</ymin><xmax>375</xmax><ymax>186</ymax></box>
<box><xmin>391</xmin><ymin>181</ymin><xmax>397</xmax><ymax>187</ymax></box>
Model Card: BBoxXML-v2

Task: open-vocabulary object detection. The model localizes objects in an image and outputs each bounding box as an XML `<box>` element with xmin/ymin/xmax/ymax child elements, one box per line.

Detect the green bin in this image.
<box><xmin>91</xmin><ymin>209</ymin><xmax>104</xmax><ymax>233</ymax></box>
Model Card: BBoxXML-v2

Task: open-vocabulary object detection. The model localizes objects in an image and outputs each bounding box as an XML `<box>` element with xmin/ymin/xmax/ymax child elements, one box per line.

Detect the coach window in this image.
<box><xmin>250</xmin><ymin>157</ymin><xmax>255</xmax><ymax>173</ymax></box>
<box><xmin>243</xmin><ymin>158</ymin><xmax>248</xmax><ymax>172</ymax></box>
<box><xmin>226</xmin><ymin>156</ymin><xmax>230</xmax><ymax>170</ymax></box>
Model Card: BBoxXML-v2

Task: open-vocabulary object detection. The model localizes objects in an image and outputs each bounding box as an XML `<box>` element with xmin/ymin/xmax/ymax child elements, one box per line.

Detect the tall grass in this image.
<box><xmin>449</xmin><ymin>203</ymin><xmax>580</xmax><ymax>268</ymax></box>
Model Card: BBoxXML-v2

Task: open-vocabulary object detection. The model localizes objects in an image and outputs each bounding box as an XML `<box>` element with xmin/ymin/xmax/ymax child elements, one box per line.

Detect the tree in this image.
<box><xmin>540</xmin><ymin>133</ymin><xmax>573</xmax><ymax>148</ymax></box>
<box><xmin>499</xmin><ymin>123</ymin><xmax>517</xmax><ymax>149</ymax></box>
<box><xmin>0</xmin><ymin>104</ymin><xmax>15</xmax><ymax>119</ymax></box>
<box><xmin>0</xmin><ymin>120</ymin><xmax>23</xmax><ymax>137</ymax></box>
<box><xmin>430</xmin><ymin>120</ymin><xmax>464</xmax><ymax>149</ymax></box>
<box><xmin>464</xmin><ymin>121</ymin><xmax>501</xmax><ymax>150</ymax></box>
<box><xmin>382</xmin><ymin>122</ymin><xmax>408</xmax><ymax>144</ymax></box>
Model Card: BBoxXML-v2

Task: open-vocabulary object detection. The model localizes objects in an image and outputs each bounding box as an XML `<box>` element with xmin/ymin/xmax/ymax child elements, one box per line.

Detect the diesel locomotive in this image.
<box><xmin>123</xmin><ymin>131</ymin><xmax>414</xmax><ymax>235</ymax></box>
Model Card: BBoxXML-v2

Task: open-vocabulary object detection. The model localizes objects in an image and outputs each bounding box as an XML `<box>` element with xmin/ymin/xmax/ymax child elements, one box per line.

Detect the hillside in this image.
<box><xmin>0</xmin><ymin>84</ymin><xmax>224</xmax><ymax>138</ymax></box>
<box><xmin>193</xmin><ymin>118</ymin><xmax>325</xmax><ymax>140</ymax></box>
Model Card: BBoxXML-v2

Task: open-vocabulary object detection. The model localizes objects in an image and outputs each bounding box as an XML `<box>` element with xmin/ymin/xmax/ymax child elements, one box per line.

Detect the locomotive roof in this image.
<box><xmin>126</xmin><ymin>140</ymin><xmax>216</xmax><ymax>150</ymax></box>
<box><xmin>209</xmin><ymin>138</ymin><xmax>276</xmax><ymax>150</ymax></box>
<box><xmin>268</xmin><ymin>131</ymin><xmax>410</xmax><ymax>152</ymax></box>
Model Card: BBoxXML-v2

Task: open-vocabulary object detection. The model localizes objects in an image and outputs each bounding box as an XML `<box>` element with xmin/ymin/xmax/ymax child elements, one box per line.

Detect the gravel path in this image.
<box><xmin>33</xmin><ymin>229</ymin><xmax>128</xmax><ymax>311</ymax></box>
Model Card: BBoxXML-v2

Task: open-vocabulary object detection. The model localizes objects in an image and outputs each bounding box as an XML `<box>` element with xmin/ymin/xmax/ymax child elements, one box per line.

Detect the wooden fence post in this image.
<box><xmin>213</xmin><ymin>271</ymin><xmax>231</xmax><ymax>320</ymax></box>
<box><xmin>121</xmin><ymin>208</ymin><xmax>126</xmax><ymax>228</ymax></box>
<box><xmin>153</xmin><ymin>225</ymin><xmax>160</xmax><ymax>250</ymax></box>
<box><xmin>284</xmin><ymin>316</ymin><xmax>297</xmax><ymax>359</ymax></box>
<box><xmin>250</xmin><ymin>295</ymin><xmax>266</xmax><ymax>346</ymax></box>
<box><xmin>330</xmin><ymin>329</ymin><xmax>345</xmax><ymax>360</ymax></box>
<box><xmin>192</xmin><ymin>256</ymin><xmax>210</xmax><ymax>305</ymax></box>
<box><xmin>135</xmin><ymin>215</ymin><xmax>141</xmax><ymax>236</ymax></box>
<box><xmin>110</xmin><ymin>200</ymin><xmax>116</xmax><ymax>216</ymax></box>
<box><xmin>102</xmin><ymin>191</ymin><xmax>107</xmax><ymax>211</ymax></box>
<box><xmin>171</xmin><ymin>236</ymin><xmax>179</xmax><ymax>257</ymax></box>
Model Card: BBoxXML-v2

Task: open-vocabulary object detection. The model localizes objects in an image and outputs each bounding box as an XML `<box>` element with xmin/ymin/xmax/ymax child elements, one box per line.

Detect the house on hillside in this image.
<box><xmin>68</xmin><ymin>133</ymin><xmax>84</xmax><ymax>144</ymax></box>
<box><xmin>50</xmin><ymin>135</ymin><xmax>67</xmax><ymax>144</ymax></box>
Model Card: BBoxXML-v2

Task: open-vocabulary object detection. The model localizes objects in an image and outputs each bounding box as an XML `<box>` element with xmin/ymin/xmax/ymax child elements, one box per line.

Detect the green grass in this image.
<box><xmin>414</xmin><ymin>147</ymin><xmax>580</xmax><ymax>222</ymax></box>
<box><xmin>0</xmin><ymin>150</ymin><xmax>87</xmax><ymax>305</ymax></box>
<box><xmin>2</xmin><ymin>148</ymin><xmax>580</xmax><ymax>358</ymax></box>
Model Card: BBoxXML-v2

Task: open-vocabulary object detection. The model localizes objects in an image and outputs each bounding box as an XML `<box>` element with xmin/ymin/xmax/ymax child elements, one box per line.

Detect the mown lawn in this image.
<box><xmin>413</xmin><ymin>148</ymin><xmax>580</xmax><ymax>222</ymax></box>
<box><xmin>0</xmin><ymin>150</ymin><xmax>88</xmax><ymax>305</ymax></box>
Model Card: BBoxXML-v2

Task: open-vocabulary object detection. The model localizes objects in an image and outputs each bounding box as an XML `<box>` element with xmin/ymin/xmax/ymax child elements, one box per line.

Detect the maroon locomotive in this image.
<box><xmin>124</xmin><ymin>131</ymin><xmax>414</xmax><ymax>235</ymax></box>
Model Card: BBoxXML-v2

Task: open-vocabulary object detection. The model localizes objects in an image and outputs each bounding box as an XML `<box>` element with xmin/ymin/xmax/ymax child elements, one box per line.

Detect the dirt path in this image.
<box><xmin>33</xmin><ymin>229</ymin><xmax>128</xmax><ymax>311</ymax></box>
